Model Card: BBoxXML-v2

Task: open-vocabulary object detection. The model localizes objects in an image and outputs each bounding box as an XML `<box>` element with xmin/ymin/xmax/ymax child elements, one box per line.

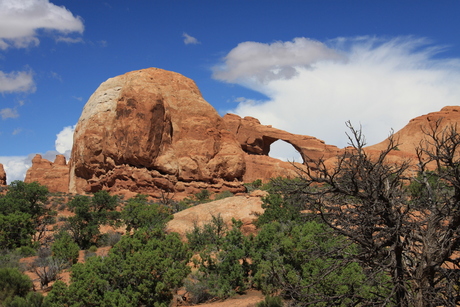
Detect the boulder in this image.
<box><xmin>0</xmin><ymin>163</ymin><xmax>6</xmax><ymax>186</ymax></box>
<box><xmin>166</xmin><ymin>196</ymin><xmax>264</xmax><ymax>238</ymax></box>
<box><xmin>69</xmin><ymin>68</ymin><xmax>246</xmax><ymax>195</ymax></box>
<box><xmin>24</xmin><ymin>154</ymin><xmax>70</xmax><ymax>193</ymax></box>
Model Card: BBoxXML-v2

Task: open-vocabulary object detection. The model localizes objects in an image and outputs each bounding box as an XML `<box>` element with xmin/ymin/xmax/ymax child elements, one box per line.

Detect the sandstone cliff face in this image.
<box><xmin>24</xmin><ymin>154</ymin><xmax>70</xmax><ymax>193</ymax></box>
<box><xmin>69</xmin><ymin>68</ymin><xmax>246</xmax><ymax>195</ymax></box>
<box><xmin>367</xmin><ymin>106</ymin><xmax>460</xmax><ymax>156</ymax></box>
<box><xmin>0</xmin><ymin>163</ymin><xmax>6</xmax><ymax>186</ymax></box>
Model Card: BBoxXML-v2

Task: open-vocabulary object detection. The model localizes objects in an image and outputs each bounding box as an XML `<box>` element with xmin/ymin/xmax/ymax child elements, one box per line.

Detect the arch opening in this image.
<box><xmin>268</xmin><ymin>140</ymin><xmax>303</xmax><ymax>163</ymax></box>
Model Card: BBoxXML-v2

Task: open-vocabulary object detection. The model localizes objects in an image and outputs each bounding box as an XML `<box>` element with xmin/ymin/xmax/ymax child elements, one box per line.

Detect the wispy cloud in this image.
<box><xmin>183</xmin><ymin>32</ymin><xmax>200</xmax><ymax>45</ymax></box>
<box><xmin>215</xmin><ymin>36</ymin><xmax>460</xmax><ymax>150</ymax></box>
<box><xmin>0</xmin><ymin>0</ymin><xmax>84</xmax><ymax>49</ymax></box>
<box><xmin>55</xmin><ymin>36</ymin><xmax>84</xmax><ymax>44</ymax></box>
<box><xmin>0</xmin><ymin>108</ymin><xmax>19</xmax><ymax>120</ymax></box>
<box><xmin>0</xmin><ymin>70</ymin><xmax>35</xmax><ymax>93</ymax></box>
<box><xmin>12</xmin><ymin>128</ymin><xmax>22</xmax><ymax>135</ymax></box>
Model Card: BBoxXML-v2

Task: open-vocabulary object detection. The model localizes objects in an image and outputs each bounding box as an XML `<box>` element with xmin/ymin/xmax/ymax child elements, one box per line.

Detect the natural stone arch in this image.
<box><xmin>268</xmin><ymin>139</ymin><xmax>303</xmax><ymax>162</ymax></box>
<box><xmin>223</xmin><ymin>113</ymin><xmax>339</xmax><ymax>166</ymax></box>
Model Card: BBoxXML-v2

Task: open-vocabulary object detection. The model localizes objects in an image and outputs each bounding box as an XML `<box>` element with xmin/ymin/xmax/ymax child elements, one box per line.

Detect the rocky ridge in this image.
<box><xmin>19</xmin><ymin>67</ymin><xmax>460</xmax><ymax>196</ymax></box>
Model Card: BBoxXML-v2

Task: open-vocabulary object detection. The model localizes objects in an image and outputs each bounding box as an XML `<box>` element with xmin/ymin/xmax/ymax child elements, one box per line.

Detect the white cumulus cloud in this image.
<box><xmin>216</xmin><ymin>36</ymin><xmax>460</xmax><ymax>151</ymax></box>
<box><xmin>213</xmin><ymin>37</ymin><xmax>345</xmax><ymax>85</ymax></box>
<box><xmin>0</xmin><ymin>155</ymin><xmax>32</xmax><ymax>183</ymax></box>
<box><xmin>183</xmin><ymin>32</ymin><xmax>200</xmax><ymax>45</ymax></box>
<box><xmin>0</xmin><ymin>70</ymin><xmax>35</xmax><ymax>93</ymax></box>
<box><xmin>55</xmin><ymin>124</ymin><xmax>75</xmax><ymax>157</ymax></box>
<box><xmin>0</xmin><ymin>0</ymin><xmax>84</xmax><ymax>49</ymax></box>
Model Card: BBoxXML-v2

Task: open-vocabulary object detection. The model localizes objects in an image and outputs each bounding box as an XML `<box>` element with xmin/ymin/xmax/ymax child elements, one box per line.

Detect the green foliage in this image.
<box><xmin>256</xmin><ymin>296</ymin><xmax>283</xmax><ymax>307</ymax></box>
<box><xmin>65</xmin><ymin>190</ymin><xmax>121</xmax><ymax>249</ymax></box>
<box><xmin>4</xmin><ymin>291</ymin><xmax>48</xmax><ymax>307</ymax></box>
<box><xmin>244</xmin><ymin>179</ymin><xmax>263</xmax><ymax>193</ymax></box>
<box><xmin>51</xmin><ymin>231</ymin><xmax>79</xmax><ymax>266</ymax></box>
<box><xmin>0</xmin><ymin>181</ymin><xmax>49</xmax><ymax>217</ymax></box>
<box><xmin>188</xmin><ymin>218</ymin><xmax>252</xmax><ymax>301</ymax></box>
<box><xmin>98</xmin><ymin>231</ymin><xmax>122</xmax><ymax>247</ymax></box>
<box><xmin>46</xmin><ymin>228</ymin><xmax>192</xmax><ymax>307</ymax></box>
<box><xmin>0</xmin><ymin>250</ymin><xmax>23</xmax><ymax>271</ymax></box>
<box><xmin>186</xmin><ymin>214</ymin><xmax>227</xmax><ymax>252</ymax></box>
<box><xmin>121</xmin><ymin>194</ymin><xmax>173</xmax><ymax>232</ymax></box>
<box><xmin>256</xmin><ymin>193</ymin><xmax>302</xmax><ymax>227</ymax></box>
<box><xmin>213</xmin><ymin>190</ymin><xmax>234</xmax><ymax>201</ymax></box>
<box><xmin>194</xmin><ymin>189</ymin><xmax>211</xmax><ymax>202</ymax></box>
<box><xmin>0</xmin><ymin>213</ymin><xmax>35</xmax><ymax>249</ymax></box>
<box><xmin>180</xmin><ymin>189</ymin><xmax>212</xmax><ymax>207</ymax></box>
<box><xmin>252</xmin><ymin>221</ymin><xmax>388</xmax><ymax>305</ymax></box>
<box><xmin>0</xmin><ymin>267</ymin><xmax>33</xmax><ymax>303</ymax></box>
<box><xmin>0</xmin><ymin>181</ymin><xmax>51</xmax><ymax>248</ymax></box>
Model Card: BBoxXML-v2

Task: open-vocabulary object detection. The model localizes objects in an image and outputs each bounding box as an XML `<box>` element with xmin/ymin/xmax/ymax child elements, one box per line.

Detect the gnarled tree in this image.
<box><xmin>273</xmin><ymin>121</ymin><xmax>460</xmax><ymax>306</ymax></box>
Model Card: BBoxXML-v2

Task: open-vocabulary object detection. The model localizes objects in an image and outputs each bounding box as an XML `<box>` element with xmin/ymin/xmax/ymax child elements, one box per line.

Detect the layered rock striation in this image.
<box><xmin>24</xmin><ymin>154</ymin><xmax>70</xmax><ymax>193</ymax></box>
<box><xmin>26</xmin><ymin>68</ymin><xmax>456</xmax><ymax>196</ymax></box>
<box><xmin>69</xmin><ymin>68</ymin><xmax>246</xmax><ymax>195</ymax></box>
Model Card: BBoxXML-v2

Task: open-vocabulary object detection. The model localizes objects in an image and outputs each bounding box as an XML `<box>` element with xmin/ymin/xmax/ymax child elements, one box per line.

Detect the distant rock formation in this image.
<box><xmin>25</xmin><ymin>68</ymin><xmax>457</xmax><ymax>197</ymax></box>
<box><xmin>223</xmin><ymin>114</ymin><xmax>340</xmax><ymax>163</ymax></box>
<box><xmin>0</xmin><ymin>164</ymin><xmax>6</xmax><ymax>186</ymax></box>
<box><xmin>24</xmin><ymin>154</ymin><xmax>70</xmax><ymax>193</ymax></box>
<box><xmin>367</xmin><ymin>106</ymin><xmax>460</xmax><ymax>155</ymax></box>
<box><xmin>69</xmin><ymin>68</ymin><xmax>246</xmax><ymax>195</ymax></box>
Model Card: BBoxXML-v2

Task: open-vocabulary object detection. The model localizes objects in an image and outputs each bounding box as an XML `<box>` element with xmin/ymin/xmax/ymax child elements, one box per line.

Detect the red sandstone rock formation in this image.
<box><xmin>24</xmin><ymin>154</ymin><xmax>70</xmax><ymax>193</ymax></box>
<box><xmin>367</xmin><ymin>106</ymin><xmax>460</xmax><ymax>156</ymax></box>
<box><xmin>223</xmin><ymin>113</ymin><xmax>341</xmax><ymax>181</ymax></box>
<box><xmin>0</xmin><ymin>163</ymin><xmax>6</xmax><ymax>186</ymax></box>
<box><xmin>69</xmin><ymin>68</ymin><xmax>246</xmax><ymax>195</ymax></box>
<box><xmin>30</xmin><ymin>68</ymin><xmax>458</xmax><ymax>196</ymax></box>
<box><xmin>223</xmin><ymin>114</ymin><xmax>340</xmax><ymax>164</ymax></box>
<box><xmin>322</xmin><ymin>106</ymin><xmax>460</xmax><ymax>173</ymax></box>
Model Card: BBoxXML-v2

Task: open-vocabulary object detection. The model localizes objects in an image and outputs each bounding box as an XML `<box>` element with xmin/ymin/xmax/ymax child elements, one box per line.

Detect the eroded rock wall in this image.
<box><xmin>24</xmin><ymin>154</ymin><xmax>70</xmax><ymax>193</ymax></box>
<box><xmin>69</xmin><ymin>68</ymin><xmax>246</xmax><ymax>195</ymax></box>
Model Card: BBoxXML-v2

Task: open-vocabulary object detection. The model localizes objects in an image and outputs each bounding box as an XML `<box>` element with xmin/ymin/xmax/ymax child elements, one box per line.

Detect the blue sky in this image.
<box><xmin>1</xmin><ymin>0</ymin><xmax>460</xmax><ymax>182</ymax></box>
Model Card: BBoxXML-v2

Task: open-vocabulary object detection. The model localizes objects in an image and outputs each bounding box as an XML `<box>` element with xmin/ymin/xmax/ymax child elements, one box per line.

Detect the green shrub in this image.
<box><xmin>186</xmin><ymin>214</ymin><xmax>227</xmax><ymax>252</ymax></box>
<box><xmin>121</xmin><ymin>194</ymin><xmax>172</xmax><ymax>232</ymax></box>
<box><xmin>256</xmin><ymin>296</ymin><xmax>283</xmax><ymax>307</ymax></box>
<box><xmin>88</xmin><ymin>245</ymin><xmax>97</xmax><ymax>253</ymax></box>
<box><xmin>51</xmin><ymin>232</ymin><xmax>79</xmax><ymax>266</ymax></box>
<box><xmin>16</xmin><ymin>246</ymin><xmax>36</xmax><ymax>258</ymax></box>
<box><xmin>46</xmin><ymin>228</ymin><xmax>191</xmax><ymax>307</ymax></box>
<box><xmin>98</xmin><ymin>231</ymin><xmax>122</xmax><ymax>247</ymax></box>
<box><xmin>0</xmin><ymin>267</ymin><xmax>33</xmax><ymax>302</ymax></box>
<box><xmin>214</xmin><ymin>190</ymin><xmax>234</xmax><ymax>200</ymax></box>
<box><xmin>244</xmin><ymin>179</ymin><xmax>263</xmax><ymax>193</ymax></box>
<box><xmin>4</xmin><ymin>291</ymin><xmax>48</xmax><ymax>307</ymax></box>
<box><xmin>194</xmin><ymin>189</ymin><xmax>211</xmax><ymax>202</ymax></box>
<box><xmin>184</xmin><ymin>273</ymin><xmax>214</xmax><ymax>304</ymax></box>
<box><xmin>190</xmin><ymin>219</ymin><xmax>252</xmax><ymax>300</ymax></box>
